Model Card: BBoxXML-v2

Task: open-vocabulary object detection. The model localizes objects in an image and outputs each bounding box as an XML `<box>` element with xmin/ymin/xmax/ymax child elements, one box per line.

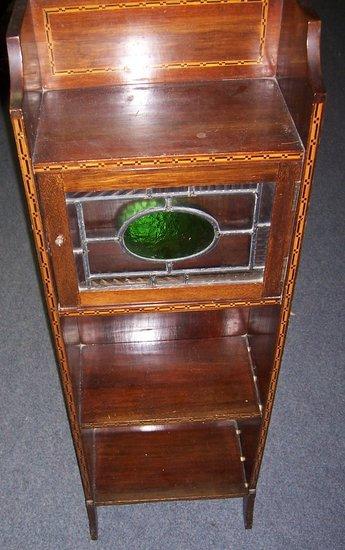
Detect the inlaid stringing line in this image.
<box><xmin>59</xmin><ymin>296</ymin><xmax>281</xmax><ymax>316</ymax></box>
<box><xmin>34</xmin><ymin>151</ymin><xmax>304</xmax><ymax>173</ymax></box>
<box><xmin>43</xmin><ymin>0</ymin><xmax>268</xmax><ymax>76</ymax></box>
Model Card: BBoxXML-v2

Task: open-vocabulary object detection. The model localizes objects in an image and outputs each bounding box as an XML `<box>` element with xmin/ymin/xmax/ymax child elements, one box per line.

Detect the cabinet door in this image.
<box><xmin>37</xmin><ymin>163</ymin><xmax>300</xmax><ymax>308</ymax></box>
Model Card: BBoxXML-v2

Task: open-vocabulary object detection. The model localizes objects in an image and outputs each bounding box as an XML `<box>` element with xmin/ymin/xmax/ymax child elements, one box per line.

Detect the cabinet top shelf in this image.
<box><xmin>32</xmin><ymin>78</ymin><xmax>303</xmax><ymax>169</ymax></box>
<box><xmin>8</xmin><ymin>0</ymin><xmax>325</xmax><ymax>161</ymax></box>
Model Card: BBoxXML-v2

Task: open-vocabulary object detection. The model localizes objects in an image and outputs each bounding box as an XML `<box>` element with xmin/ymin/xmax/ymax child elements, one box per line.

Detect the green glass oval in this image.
<box><xmin>122</xmin><ymin>209</ymin><xmax>215</xmax><ymax>260</ymax></box>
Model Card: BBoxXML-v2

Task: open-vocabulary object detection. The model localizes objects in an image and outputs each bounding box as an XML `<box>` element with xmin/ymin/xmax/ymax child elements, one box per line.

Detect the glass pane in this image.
<box><xmin>82</xmin><ymin>200</ymin><xmax>127</xmax><ymax>239</ymax></box>
<box><xmin>173</xmin><ymin>234</ymin><xmax>250</xmax><ymax>270</ymax></box>
<box><xmin>254</xmin><ymin>225</ymin><xmax>270</xmax><ymax>268</ymax></box>
<box><xmin>259</xmin><ymin>182</ymin><xmax>274</xmax><ymax>223</ymax></box>
<box><xmin>67</xmin><ymin>204</ymin><xmax>80</xmax><ymax>248</ymax></box>
<box><xmin>88</xmin><ymin>241</ymin><xmax>166</xmax><ymax>275</ymax></box>
<box><xmin>178</xmin><ymin>194</ymin><xmax>254</xmax><ymax>230</ymax></box>
<box><xmin>66</xmin><ymin>181</ymin><xmax>275</xmax><ymax>290</ymax></box>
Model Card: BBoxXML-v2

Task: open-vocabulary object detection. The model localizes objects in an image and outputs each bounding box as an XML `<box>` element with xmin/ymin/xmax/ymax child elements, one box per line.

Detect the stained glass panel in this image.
<box><xmin>66</xmin><ymin>182</ymin><xmax>275</xmax><ymax>290</ymax></box>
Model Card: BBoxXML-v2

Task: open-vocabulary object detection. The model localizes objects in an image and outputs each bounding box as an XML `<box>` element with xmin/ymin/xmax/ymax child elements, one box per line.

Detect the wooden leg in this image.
<box><xmin>86</xmin><ymin>500</ymin><xmax>98</xmax><ymax>540</ymax></box>
<box><xmin>243</xmin><ymin>493</ymin><xmax>256</xmax><ymax>529</ymax></box>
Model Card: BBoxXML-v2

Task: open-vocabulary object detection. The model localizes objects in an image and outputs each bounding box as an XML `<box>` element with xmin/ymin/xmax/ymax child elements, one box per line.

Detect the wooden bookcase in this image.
<box><xmin>7</xmin><ymin>0</ymin><xmax>325</xmax><ymax>539</ymax></box>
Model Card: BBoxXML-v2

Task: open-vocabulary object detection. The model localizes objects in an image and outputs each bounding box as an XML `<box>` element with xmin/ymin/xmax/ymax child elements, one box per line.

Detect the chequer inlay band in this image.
<box><xmin>43</xmin><ymin>0</ymin><xmax>268</xmax><ymax>76</ymax></box>
<box><xmin>34</xmin><ymin>151</ymin><xmax>303</xmax><ymax>173</ymax></box>
<box><xmin>59</xmin><ymin>297</ymin><xmax>281</xmax><ymax>317</ymax></box>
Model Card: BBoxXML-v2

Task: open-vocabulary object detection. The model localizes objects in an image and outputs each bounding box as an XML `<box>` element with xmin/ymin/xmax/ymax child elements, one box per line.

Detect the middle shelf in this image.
<box><xmin>67</xmin><ymin>334</ymin><xmax>261</xmax><ymax>428</ymax></box>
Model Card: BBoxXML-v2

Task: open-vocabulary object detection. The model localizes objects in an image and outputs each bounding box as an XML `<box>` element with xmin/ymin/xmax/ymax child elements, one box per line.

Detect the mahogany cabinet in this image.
<box><xmin>7</xmin><ymin>0</ymin><xmax>325</xmax><ymax>539</ymax></box>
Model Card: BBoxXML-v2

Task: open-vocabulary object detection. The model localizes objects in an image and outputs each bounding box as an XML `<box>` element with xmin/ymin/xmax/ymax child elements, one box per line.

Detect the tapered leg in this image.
<box><xmin>243</xmin><ymin>493</ymin><xmax>256</xmax><ymax>529</ymax></box>
<box><xmin>86</xmin><ymin>500</ymin><xmax>98</xmax><ymax>540</ymax></box>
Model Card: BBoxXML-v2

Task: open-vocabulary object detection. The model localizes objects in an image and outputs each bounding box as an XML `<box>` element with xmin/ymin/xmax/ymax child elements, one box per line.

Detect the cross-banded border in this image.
<box><xmin>43</xmin><ymin>0</ymin><xmax>268</xmax><ymax>76</ymax></box>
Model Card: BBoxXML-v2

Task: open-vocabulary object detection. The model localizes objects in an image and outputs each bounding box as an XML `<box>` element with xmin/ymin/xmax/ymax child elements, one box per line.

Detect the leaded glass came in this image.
<box><xmin>66</xmin><ymin>183</ymin><xmax>274</xmax><ymax>290</ymax></box>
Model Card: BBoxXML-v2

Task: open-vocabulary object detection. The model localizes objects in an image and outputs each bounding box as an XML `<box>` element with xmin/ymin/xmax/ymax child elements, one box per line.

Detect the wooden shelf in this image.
<box><xmin>86</xmin><ymin>421</ymin><xmax>248</xmax><ymax>505</ymax></box>
<box><xmin>32</xmin><ymin>78</ymin><xmax>303</xmax><ymax>168</ymax></box>
<box><xmin>69</xmin><ymin>335</ymin><xmax>261</xmax><ymax>428</ymax></box>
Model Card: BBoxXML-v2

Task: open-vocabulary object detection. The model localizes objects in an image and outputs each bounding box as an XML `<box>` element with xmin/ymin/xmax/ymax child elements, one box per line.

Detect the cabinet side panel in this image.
<box><xmin>10</xmin><ymin>115</ymin><xmax>92</xmax><ymax>500</ymax></box>
<box><xmin>238</xmin><ymin>419</ymin><xmax>261</xmax><ymax>483</ymax></box>
<box><xmin>250</xmin><ymin>100</ymin><xmax>325</xmax><ymax>487</ymax></box>
<box><xmin>20</xmin><ymin>2</ymin><xmax>43</xmax><ymax>154</ymax></box>
<box><xmin>21</xmin><ymin>0</ymin><xmax>42</xmax><ymax>91</ymax></box>
<box><xmin>248</xmin><ymin>305</ymin><xmax>280</xmax><ymax>405</ymax></box>
<box><xmin>277</xmin><ymin>0</ymin><xmax>325</xmax><ymax>145</ymax></box>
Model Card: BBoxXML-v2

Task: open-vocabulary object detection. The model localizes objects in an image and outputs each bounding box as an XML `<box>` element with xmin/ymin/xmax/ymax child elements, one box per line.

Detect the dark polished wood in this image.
<box><xmin>243</xmin><ymin>493</ymin><xmax>256</xmax><ymax>529</ymax></box>
<box><xmin>277</xmin><ymin>0</ymin><xmax>325</xmax><ymax>145</ymax></box>
<box><xmin>85</xmin><ymin>422</ymin><xmax>247</xmax><ymax>505</ymax></box>
<box><xmin>62</xmin><ymin>307</ymin><xmax>280</xmax><ymax>426</ymax></box>
<box><xmin>30</xmin><ymin>0</ymin><xmax>283</xmax><ymax>89</ymax></box>
<box><xmin>61</xmin><ymin>163</ymin><xmax>280</xmax><ymax>193</ymax></box>
<box><xmin>38</xmin><ymin>161</ymin><xmax>298</xmax><ymax>308</ymax></box>
<box><xmin>79</xmin><ymin>281</ymin><xmax>263</xmax><ymax>308</ymax></box>
<box><xmin>86</xmin><ymin>501</ymin><xmax>98</xmax><ymax>541</ymax></box>
<box><xmin>38</xmin><ymin>173</ymin><xmax>80</xmax><ymax>306</ymax></box>
<box><xmin>249</xmin><ymin>334</ymin><xmax>277</xmax><ymax>406</ymax></box>
<box><xmin>66</xmin><ymin>308</ymin><xmax>250</xmax><ymax>344</ymax></box>
<box><xmin>32</xmin><ymin>79</ymin><xmax>303</xmax><ymax>167</ymax></box>
<box><xmin>6</xmin><ymin>0</ymin><xmax>27</xmax><ymax>114</ymax></box>
<box><xmin>262</xmin><ymin>163</ymin><xmax>301</xmax><ymax>297</ymax></box>
<box><xmin>68</xmin><ymin>335</ymin><xmax>261</xmax><ymax>427</ymax></box>
<box><xmin>237</xmin><ymin>420</ymin><xmax>261</xmax><ymax>484</ymax></box>
<box><xmin>21</xmin><ymin>0</ymin><xmax>41</xmax><ymax>91</ymax></box>
<box><xmin>7</xmin><ymin>0</ymin><xmax>325</xmax><ymax>538</ymax></box>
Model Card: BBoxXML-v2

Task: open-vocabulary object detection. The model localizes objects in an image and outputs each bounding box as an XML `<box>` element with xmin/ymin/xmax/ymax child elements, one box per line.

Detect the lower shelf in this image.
<box><xmin>85</xmin><ymin>421</ymin><xmax>248</xmax><ymax>505</ymax></box>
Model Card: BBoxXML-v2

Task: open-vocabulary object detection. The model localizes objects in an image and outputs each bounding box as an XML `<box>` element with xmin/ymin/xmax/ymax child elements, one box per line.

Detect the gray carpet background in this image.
<box><xmin>0</xmin><ymin>1</ymin><xmax>344</xmax><ymax>548</ymax></box>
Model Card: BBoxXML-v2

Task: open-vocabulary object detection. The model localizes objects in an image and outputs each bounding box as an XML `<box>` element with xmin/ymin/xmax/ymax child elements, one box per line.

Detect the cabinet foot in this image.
<box><xmin>86</xmin><ymin>501</ymin><xmax>98</xmax><ymax>540</ymax></box>
<box><xmin>243</xmin><ymin>493</ymin><xmax>255</xmax><ymax>529</ymax></box>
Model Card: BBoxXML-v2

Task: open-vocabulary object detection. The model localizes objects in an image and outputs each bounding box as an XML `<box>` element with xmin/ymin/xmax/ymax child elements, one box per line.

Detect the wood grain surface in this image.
<box><xmin>33</xmin><ymin>79</ymin><xmax>303</xmax><ymax>167</ymax></box>
<box><xmin>87</xmin><ymin>422</ymin><xmax>247</xmax><ymax>504</ymax></box>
